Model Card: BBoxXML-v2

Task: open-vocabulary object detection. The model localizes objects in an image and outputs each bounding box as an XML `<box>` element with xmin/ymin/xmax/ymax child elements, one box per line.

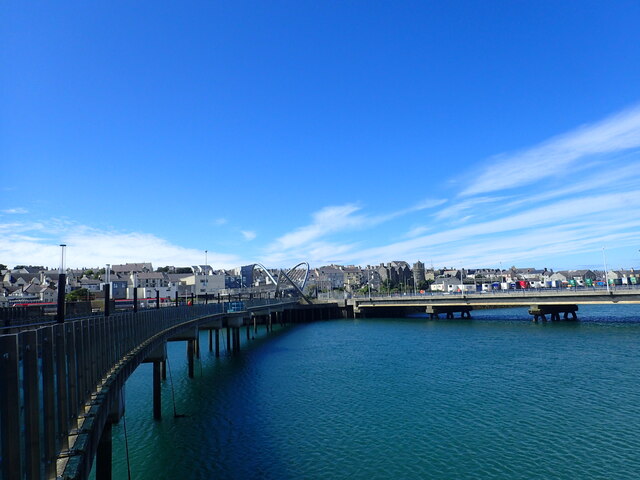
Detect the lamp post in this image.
<box><xmin>56</xmin><ymin>244</ymin><xmax>67</xmax><ymax>323</ymax></box>
<box><xmin>368</xmin><ymin>269</ymin><xmax>372</xmax><ymax>301</ymax></box>
<box><xmin>602</xmin><ymin>247</ymin><xmax>610</xmax><ymax>293</ymax></box>
<box><xmin>104</xmin><ymin>263</ymin><xmax>111</xmax><ymax>317</ymax></box>
<box><xmin>204</xmin><ymin>250</ymin><xmax>208</xmax><ymax>303</ymax></box>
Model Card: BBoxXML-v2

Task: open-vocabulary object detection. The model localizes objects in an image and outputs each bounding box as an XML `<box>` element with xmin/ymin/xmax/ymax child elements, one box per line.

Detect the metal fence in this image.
<box><xmin>0</xmin><ymin>299</ymin><xmax>285</xmax><ymax>480</ymax></box>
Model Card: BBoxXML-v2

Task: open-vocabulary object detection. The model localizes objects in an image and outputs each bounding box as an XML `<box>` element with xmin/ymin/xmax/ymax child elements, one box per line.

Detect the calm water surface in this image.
<box><xmin>98</xmin><ymin>305</ymin><xmax>640</xmax><ymax>479</ymax></box>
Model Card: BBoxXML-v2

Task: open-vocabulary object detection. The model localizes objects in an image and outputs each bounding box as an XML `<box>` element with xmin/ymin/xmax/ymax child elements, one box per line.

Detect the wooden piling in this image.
<box><xmin>95</xmin><ymin>421</ymin><xmax>113</xmax><ymax>480</ymax></box>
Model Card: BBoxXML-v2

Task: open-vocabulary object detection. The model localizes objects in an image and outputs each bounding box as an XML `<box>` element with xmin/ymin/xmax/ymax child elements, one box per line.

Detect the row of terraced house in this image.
<box><xmin>2</xmin><ymin>261</ymin><xmax>638</xmax><ymax>307</ymax></box>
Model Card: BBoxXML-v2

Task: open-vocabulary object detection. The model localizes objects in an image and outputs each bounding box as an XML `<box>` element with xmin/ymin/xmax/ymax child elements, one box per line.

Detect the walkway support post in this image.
<box><xmin>187</xmin><ymin>340</ymin><xmax>195</xmax><ymax>378</ymax></box>
<box><xmin>153</xmin><ymin>360</ymin><xmax>162</xmax><ymax>420</ymax></box>
<box><xmin>96</xmin><ymin>422</ymin><xmax>113</xmax><ymax>480</ymax></box>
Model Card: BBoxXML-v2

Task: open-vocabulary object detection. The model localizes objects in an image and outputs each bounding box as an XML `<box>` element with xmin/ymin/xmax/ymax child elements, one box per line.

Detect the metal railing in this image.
<box><xmin>0</xmin><ymin>298</ymin><xmax>290</xmax><ymax>480</ymax></box>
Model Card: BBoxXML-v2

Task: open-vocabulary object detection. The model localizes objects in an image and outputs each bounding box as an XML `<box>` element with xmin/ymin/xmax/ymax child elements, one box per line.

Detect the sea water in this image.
<box><xmin>98</xmin><ymin>305</ymin><xmax>640</xmax><ymax>479</ymax></box>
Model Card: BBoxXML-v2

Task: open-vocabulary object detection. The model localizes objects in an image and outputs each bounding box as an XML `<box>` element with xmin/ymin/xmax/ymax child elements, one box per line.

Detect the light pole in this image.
<box><xmin>56</xmin><ymin>244</ymin><xmax>67</xmax><ymax>323</ymax></box>
<box><xmin>368</xmin><ymin>269</ymin><xmax>372</xmax><ymax>301</ymax></box>
<box><xmin>602</xmin><ymin>246</ymin><xmax>610</xmax><ymax>293</ymax></box>
<box><xmin>204</xmin><ymin>250</ymin><xmax>208</xmax><ymax>301</ymax></box>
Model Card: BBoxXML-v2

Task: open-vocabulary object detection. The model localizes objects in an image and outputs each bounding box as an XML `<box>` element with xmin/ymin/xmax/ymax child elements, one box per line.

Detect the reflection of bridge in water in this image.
<box><xmin>348</xmin><ymin>289</ymin><xmax>640</xmax><ymax>321</ymax></box>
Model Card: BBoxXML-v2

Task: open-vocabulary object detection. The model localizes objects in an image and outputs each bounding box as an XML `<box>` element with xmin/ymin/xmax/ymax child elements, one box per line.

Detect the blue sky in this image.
<box><xmin>2</xmin><ymin>1</ymin><xmax>640</xmax><ymax>270</ymax></box>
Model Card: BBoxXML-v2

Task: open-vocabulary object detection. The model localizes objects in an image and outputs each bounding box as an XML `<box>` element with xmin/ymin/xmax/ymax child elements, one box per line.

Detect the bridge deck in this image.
<box><xmin>350</xmin><ymin>290</ymin><xmax>640</xmax><ymax>309</ymax></box>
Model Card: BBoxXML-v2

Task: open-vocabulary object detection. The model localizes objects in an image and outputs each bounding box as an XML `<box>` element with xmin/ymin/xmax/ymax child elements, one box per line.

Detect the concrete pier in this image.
<box><xmin>529</xmin><ymin>304</ymin><xmax>578</xmax><ymax>322</ymax></box>
<box><xmin>426</xmin><ymin>305</ymin><xmax>473</xmax><ymax>319</ymax></box>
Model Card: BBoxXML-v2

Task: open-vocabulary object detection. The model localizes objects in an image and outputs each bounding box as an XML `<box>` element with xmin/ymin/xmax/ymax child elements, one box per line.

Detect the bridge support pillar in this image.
<box><xmin>96</xmin><ymin>421</ymin><xmax>112</xmax><ymax>480</ymax></box>
<box><xmin>246</xmin><ymin>325</ymin><xmax>250</xmax><ymax>341</ymax></box>
<box><xmin>426</xmin><ymin>305</ymin><xmax>473</xmax><ymax>319</ymax></box>
<box><xmin>208</xmin><ymin>329</ymin><xmax>213</xmax><ymax>352</ymax></box>
<box><xmin>153</xmin><ymin>360</ymin><xmax>162</xmax><ymax>420</ymax></box>
<box><xmin>226</xmin><ymin>327</ymin><xmax>231</xmax><ymax>353</ymax></box>
<box><xmin>215</xmin><ymin>329</ymin><xmax>220</xmax><ymax>357</ymax></box>
<box><xmin>529</xmin><ymin>305</ymin><xmax>578</xmax><ymax>322</ymax></box>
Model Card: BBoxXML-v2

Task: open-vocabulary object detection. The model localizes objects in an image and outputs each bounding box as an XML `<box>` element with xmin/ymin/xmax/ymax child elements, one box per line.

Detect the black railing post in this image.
<box><xmin>104</xmin><ymin>284</ymin><xmax>110</xmax><ymax>317</ymax></box>
<box><xmin>133</xmin><ymin>287</ymin><xmax>138</xmax><ymax>313</ymax></box>
<box><xmin>56</xmin><ymin>273</ymin><xmax>66</xmax><ymax>323</ymax></box>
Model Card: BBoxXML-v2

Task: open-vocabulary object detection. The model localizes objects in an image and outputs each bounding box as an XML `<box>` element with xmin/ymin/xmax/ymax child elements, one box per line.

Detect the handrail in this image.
<box><xmin>0</xmin><ymin>298</ymin><xmax>296</xmax><ymax>480</ymax></box>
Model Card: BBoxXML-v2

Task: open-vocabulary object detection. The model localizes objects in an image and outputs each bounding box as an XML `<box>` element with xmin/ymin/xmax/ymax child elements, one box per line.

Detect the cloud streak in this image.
<box><xmin>268</xmin><ymin>199</ymin><xmax>444</xmax><ymax>253</ymax></box>
<box><xmin>462</xmin><ymin>104</ymin><xmax>640</xmax><ymax>196</ymax></box>
<box><xmin>1</xmin><ymin>208</ymin><xmax>29</xmax><ymax>214</ymax></box>
<box><xmin>0</xmin><ymin>221</ymin><xmax>242</xmax><ymax>269</ymax></box>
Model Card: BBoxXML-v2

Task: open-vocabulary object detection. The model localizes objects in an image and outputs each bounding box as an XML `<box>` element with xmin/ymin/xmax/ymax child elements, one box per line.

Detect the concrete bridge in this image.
<box><xmin>0</xmin><ymin>299</ymin><xmax>348</xmax><ymax>480</ymax></box>
<box><xmin>348</xmin><ymin>289</ymin><xmax>640</xmax><ymax>321</ymax></box>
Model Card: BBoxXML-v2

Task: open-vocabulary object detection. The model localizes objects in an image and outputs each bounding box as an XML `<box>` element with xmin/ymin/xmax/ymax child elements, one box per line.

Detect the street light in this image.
<box><xmin>204</xmin><ymin>250</ymin><xmax>208</xmax><ymax>301</ymax></box>
<box><xmin>59</xmin><ymin>244</ymin><xmax>66</xmax><ymax>274</ymax></box>
<box><xmin>56</xmin><ymin>244</ymin><xmax>67</xmax><ymax>323</ymax></box>
<box><xmin>602</xmin><ymin>246</ymin><xmax>610</xmax><ymax>293</ymax></box>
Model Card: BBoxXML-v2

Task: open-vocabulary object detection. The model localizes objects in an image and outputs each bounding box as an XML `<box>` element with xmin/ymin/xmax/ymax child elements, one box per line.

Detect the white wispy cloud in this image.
<box><xmin>351</xmin><ymin>190</ymin><xmax>640</xmax><ymax>267</ymax></box>
<box><xmin>433</xmin><ymin>196</ymin><xmax>509</xmax><ymax>222</ymax></box>
<box><xmin>268</xmin><ymin>204</ymin><xmax>368</xmax><ymax>251</ymax></box>
<box><xmin>2</xmin><ymin>207</ymin><xmax>29</xmax><ymax>214</ymax></box>
<box><xmin>0</xmin><ymin>221</ymin><xmax>242</xmax><ymax>269</ymax></box>
<box><xmin>462</xmin><ymin>103</ymin><xmax>640</xmax><ymax>196</ymax></box>
<box><xmin>241</xmin><ymin>230</ymin><xmax>256</xmax><ymax>241</ymax></box>
<box><xmin>268</xmin><ymin>199</ymin><xmax>443</xmax><ymax>254</ymax></box>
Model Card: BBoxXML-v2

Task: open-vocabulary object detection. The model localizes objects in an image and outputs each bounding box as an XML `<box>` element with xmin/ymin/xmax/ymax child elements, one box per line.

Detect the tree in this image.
<box><xmin>156</xmin><ymin>266</ymin><xmax>171</xmax><ymax>273</ymax></box>
<box><xmin>0</xmin><ymin>264</ymin><xmax>6</xmax><ymax>271</ymax></box>
<box><xmin>66</xmin><ymin>288</ymin><xmax>93</xmax><ymax>302</ymax></box>
<box><xmin>380</xmin><ymin>279</ymin><xmax>399</xmax><ymax>294</ymax></box>
<box><xmin>176</xmin><ymin>267</ymin><xmax>192</xmax><ymax>274</ymax></box>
